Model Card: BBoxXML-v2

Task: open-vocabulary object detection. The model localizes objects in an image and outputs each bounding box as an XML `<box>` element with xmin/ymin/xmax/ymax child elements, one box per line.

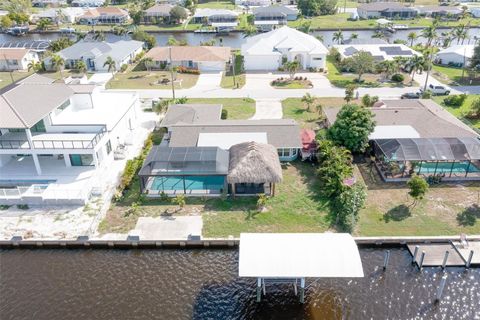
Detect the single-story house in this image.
<box><xmin>418</xmin><ymin>6</ymin><xmax>462</xmax><ymax>19</ymax></box>
<box><xmin>324</xmin><ymin>99</ymin><xmax>480</xmax><ymax>181</ymax></box>
<box><xmin>139</xmin><ymin>141</ymin><xmax>283</xmax><ymax>197</ymax></box>
<box><xmin>77</xmin><ymin>7</ymin><xmax>129</xmax><ymax>25</ymax></box>
<box><xmin>253</xmin><ymin>5</ymin><xmax>298</xmax><ymax>31</ymax></box>
<box><xmin>342</xmin><ymin>38</ymin><xmax>388</xmax><ymax>45</ymax></box>
<box><xmin>235</xmin><ymin>0</ymin><xmax>271</xmax><ymax>6</ymax></box>
<box><xmin>145</xmin><ymin>46</ymin><xmax>231</xmax><ymax>71</ymax></box>
<box><xmin>32</xmin><ymin>0</ymin><xmax>66</xmax><ymax>7</ymax></box>
<box><xmin>435</xmin><ymin>45</ymin><xmax>475</xmax><ymax>68</ymax></box>
<box><xmin>0</xmin><ymin>48</ymin><xmax>40</xmax><ymax>71</ymax></box>
<box><xmin>45</xmin><ymin>40</ymin><xmax>143</xmax><ymax>72</ymax></box>
<box><xmin>71</xmin><ymin>0</ymin><xmax>104</xmax><ymax>7</ymax></box>
<box><xmin>142</xmin><ymin>4</ymin><xmax>188</xmax><ymax>24</ymax></box>
<box><xmin>241</xmin><ymin>26</ymin><xmax>328</xmax><ymax>71</ymax></box>
<box><xmin>333</xmin><ymin>43</ymin><xmax>421</xmax><ymax>62</ymax></box>
<box><xmin>192</xmin><ymin>8</ymin><xmax>238</xmax><ymax>31</ymax></box>
<box><xmin>357</xmin><ymin>3</ymin><xmax>418</xmax><ymax>19</ymax></box>
<box><xmin>30</xmin><ymin>7</ymin><xmax>86</xmax><ymax>24</ymax></box>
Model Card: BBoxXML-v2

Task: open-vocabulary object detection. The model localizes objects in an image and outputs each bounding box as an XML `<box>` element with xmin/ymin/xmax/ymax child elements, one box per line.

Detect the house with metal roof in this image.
<box><xmin>44</xmin><ymin>40</ymin><xmax>144</xmax><ymax>72</ymax></box>
<box><xmin>0</xmin><ymin>48</ymin><xmax>40</xmax><ymax>71</ymax></box>
<box><xmin>0</xmin><ymin>74</ymin><xmax>141</xmax><ymax>205</ymax></box>
<box><xmin>241</xmin><ymin>26</ymin><xmax>328</xmax><ymax>71</ymax></box>
<box><xmin>324</xmin><ymin>99</ymin><xmax>480</xmax><ymax>181</ymax></box>
<box><xmin>252</xmin><ymin>5</ymin><xmax>298</xmax><ymax>31</ymax></box>
<box><xmin>333</xmin><ymin>43</ymin><xmax>421</xmax><ymax>62</ymax></box>
<box><xmin>357</xmin><ymin>3</ymin><xmax>418</xmax><ymax>19</ymax></box>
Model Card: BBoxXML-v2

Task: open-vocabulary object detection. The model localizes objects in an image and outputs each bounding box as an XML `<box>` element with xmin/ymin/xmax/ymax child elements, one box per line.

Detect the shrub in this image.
<box><xmin>256</xmin><ymin>193</ymin><xmax>268</xmax><ymax>211</ymax></box>
<box><xmin>17</xmin><ymin>204</ymin><xmax>29</xmax><ymax>210</ymax></box>
<box><xmin>221</xmin><ymin>109</ymin><xmax>228</xmax><ymax>119</ymax></box>
<box><xmin>120</xmin><ymin>64</ymin><xmax>128</xmax><ymax>73</ymax></box>
<box><xmin>444</xmin><ymin>94</ymin><xmax>467</xmax><ymax>107</ymax></box>
<box><xmin>172</xmin><ymin>194</ymin><xmax>186</xmax><ymax>209</ymax></box>
<box><xmin>176</xmin><ymin>66</ymin><xmax>200</xmax><ymax>74</ymax></box>
<box><xmin>391</xmin><ymin>73</ymin><xmax>404</xmax><ymax>82</ymax></box>
<box><xmin>421</xmin><ymin>90</ymin><xmax>432</xmax><ymax>99</ymax></box>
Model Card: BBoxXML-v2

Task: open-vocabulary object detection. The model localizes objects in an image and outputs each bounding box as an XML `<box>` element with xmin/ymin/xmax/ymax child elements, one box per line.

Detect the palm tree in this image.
<box><xmin>27</xmin><ymin>61</ymin><xmax>41</xmax><ymax>72</ymax></box>
<box><xmin>349</xmin><ymin>32</ymin><xmax>358</xmax><ymax>40</ymax></box>
<box><xmin>51</xmin><ymin>54</ymin><xmax>65</xmax><ymax>80</ymax></box>
<box><xmin>407</xmin><ymin>55</ymin><xmax>425</xmax><ymax>83</ymax></box>
<box><xmin>301</xmin><ymin>93</ymin><xmax>315</xmax><ymax>112</ymax></box>
<box><xmin>407</xmin><ymin>32</ymin><xmax>417</xmax><ymax>47</ymax></box>
<box><xmin>332</xmin><ymin>30</ymin><xmax>344</xmax><ymax>44</ymax></box>
<box><xmin>421</xmin><ymin>24</ymin><xmax>437</xmax><ymax>47</ymax></box>
<box><xmin>377</xmin><ymin>60</ymin><xmax>398</xmax><ymax>80</ymax></box>
<box><xmin>142</xmin><ymin>57</ymin><xmax>153</xmax><ymax>71</ymax></box>
<box><xmin>75</xmin><ymin>60</ymin><xmax>87</xmax><ymax>75</ymax></box>
<box><xmin>93</xmin><ymin>31</ymin><xmax>106</xmax><ymax>42</ymax></box>
<box><xmin>103</xmin><ymin>56</ymin><xmax>117</xmax><ymax>79</ymax></box>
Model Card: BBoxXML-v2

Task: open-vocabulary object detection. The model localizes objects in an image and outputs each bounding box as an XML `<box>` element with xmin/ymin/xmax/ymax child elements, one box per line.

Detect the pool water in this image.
<box><xmin>417</xmin><ymin>162</ymin><xmax>480</xmax><ymax>174</ymax></box>
<box><xmin>151</xmin><ymin>176</ymin><xmax>225</xmax><ymax>191</ymax></box>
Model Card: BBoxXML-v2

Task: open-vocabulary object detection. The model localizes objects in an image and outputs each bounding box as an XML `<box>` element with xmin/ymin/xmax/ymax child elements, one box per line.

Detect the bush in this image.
<box><xmin>444</xmin><ymin>94</ymin><xmax>467</xmax><ymax>107</ymax></box>
<box><xmin>221</xmin><ymin>109</ymin><xmax>228</xmax><ymax>119</ymax></box>
<box><xmin>17</xmin><ymin>204</ymin><xmax>29</xmax><ymax>210</ymax></box>
<box><xmin>120</xmin><ymin>64</ymin><xmax>128</xmax><ymax>73</ymax></box>
<box><xmin>176</xmin><ymin>66</ymin><xmax>200</xmax><ymax>74</ymax></box>
<box><xmin>421</xmin><ymin>90</ymin><xmax>432</xmax><ymax>99</ymax></box>
<box><xmin>391</xmin><ymin>73</ymin><xmax>404</xmax><ymax>82</ymax></box>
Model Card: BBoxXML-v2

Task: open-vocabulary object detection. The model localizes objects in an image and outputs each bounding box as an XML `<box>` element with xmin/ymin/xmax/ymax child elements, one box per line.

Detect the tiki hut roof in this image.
<box><xmin>227</xmin><ymin>142</ymin><xmax>282</xmax><ymax>184</ymax></box>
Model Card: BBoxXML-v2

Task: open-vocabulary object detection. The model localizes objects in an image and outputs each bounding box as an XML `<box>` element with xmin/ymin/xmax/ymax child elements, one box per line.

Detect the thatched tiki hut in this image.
<box><xmin>227</xmin><ymin>142</ymin><xmax>283</xmax><ymax>196</ymax></box>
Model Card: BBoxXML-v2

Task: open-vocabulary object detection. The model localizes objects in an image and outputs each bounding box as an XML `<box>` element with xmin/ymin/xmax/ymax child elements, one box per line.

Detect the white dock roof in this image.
<box><xmin>239</xmin><ymin>233</ymin><xmax>364</xmax><ymax>278</ymax></box>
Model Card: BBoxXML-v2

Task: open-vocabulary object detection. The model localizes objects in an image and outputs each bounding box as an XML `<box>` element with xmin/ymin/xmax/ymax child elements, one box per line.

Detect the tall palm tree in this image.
<box><xmin>407</xmin><ymin>55</ymin><xmax>425</xmax><ymax>83</ymax></box>
<box><xmin>51</xmin><ymin>54</ymin><xmax>65</xmax><ymax>80</ymax></box>
<box><xmin>421</xmin><ymin>24</ymin><xmax>437</xmax><ymax>47</ymax></box>
<box><xmin>407</xmin><ymin>32</ymin><xmax>417</xmax><ymax>47</ymax></box>
<box><xmin>332</xmin><ymin>30</ymin><xmax>344</xmax><ymax>44</ymax></box>
<box><xmin>103</xmin><ymin>56</ymin><xmax>117</xmax><ymax>79</ymax></box>
<box><xmin>301</xmin><ymin>93</ymin><xmax>315</xmax><ymax>112</ymax></box>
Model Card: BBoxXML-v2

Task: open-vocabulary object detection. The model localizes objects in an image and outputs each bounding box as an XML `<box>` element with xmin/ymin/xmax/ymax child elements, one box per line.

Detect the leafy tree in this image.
<box><xmin>421</xmin><ymin>23</ymin><xmax>437</xmax><ymax>47</ymax></box>
<box><xmin>301</xmin><ymin>93</ymin><xmax>315</xmax><ymax>112</ymax></box>
<box><xmin>377</xmin><ymin>60</ymin><xmax>398</xmax><ymax>80</ymax></box>
<box><xmin>344</xmin><ymin>84</ymin><xmax>356</xmax><ymax>102</ymax></box>
<box><xmin>469</xmin><ymin>44</ymin><xmax>480</xmax><ymax>73</ymax></box>
<box><xmin>103</xmin><ymin>56</ymin><xmax>117</xmax><ymax>79</ymax></box>
<box><xmin>332</xmin><ymin>183</ymin><xmax>367</xmax><ymax>231</ymax></box>
<box><xmin>49</xmin><ymin>37</ymin><xmax>74</xmax><ymax>52</ymax></box>
<box><xmin>170</xmin><ymin>6</ymin><xmax>187</xmax><ymax>23</ymax></box>
<box><xmin>0</xmin><ymin>16</ymin><xmax>13</xmax><ymax>29</ymax></box>
<box><xmin>467</xmin><ymin>98</ymin><xmax>480</xmax><ymax>119</ymax></box>
<box><xmin>297</xmin><ymin>19</ymin><xmax>311</xmax><ymax>34</ymax></box>
<box><xmin>283</xmin><ymin>60</ymin><xmax>300</xmax><ymax>79</ymax></box>
<box><xmin>345</xmin><ymin>51</ymin><xmax>375</xmax><ymax>82</ymax></box>
<box><xmin>75</xmin><ymin>60</ymin><xmax>87</xmax><ymax>74</ymax></box>
<box><xmin>407</xmin><ymin>175</ymin><xmax>428</xmax><ymax>208</ymax></box>
<box><xmin>316</xmin><ymin>139</ymin><xmax>353</xmax><ymax>197</ymax></box>
<box><xmin>142</xmin><ymin>56</ymin><xmax>153</xmax><ymax>71</ymax></box>
<box><xmin>297</xmin><ymin>0</ymin><xmax>338</xmax><ymax>16</ymax></box>
<box><xmin>361</xmin><ymin>94</ymin><xmax>379</xmax><ymax>108</ymax></box>
<box><xmin>327</xmin><ymin>104</ymin><xmax>376</xmax><ymax>153</ymax></box>
<box><xmin>3</xmin><ymin>0</ymin><xmax>32</xmax><ymax>14</ymax></box>
<box><xmin>7</xmin><ymin>12</ymin><xmax>29</xmax><ymax>24</ymax></box>
<box><xmin>132</xmin><ymin>30</ymin><xmax>156</xmax><ymax>49</ymax></box>
<box><xmin>407</xmin><ymin>31</ymin><xmax>417</xmax><ymax>47</ymax></box>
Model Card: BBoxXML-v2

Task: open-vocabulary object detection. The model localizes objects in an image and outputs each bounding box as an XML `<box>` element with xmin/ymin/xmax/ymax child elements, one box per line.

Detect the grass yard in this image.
<box><xmin>433</xmin><ymin>94</ymin><xmax>480</xmax><ymax>130</ymax></box>
<box><xmin>197</xmin><ymin>0</ymin><xmax>236</xmax><ymax>9</ymax></box>
<box><xmin>220</xmin><ymin>73</ymin><xmax>246</xmax><ymax>89</ymax></box>
<box><xmin>0</xmin><ymin>71</ymin><xmax>32</xmax><ymax>89</ymax></box>
<box><xmin>432</xmin><ymin>65</ymin><xmax>480</xmax><ymax>86</ymax></box>
<box><xmin>186</xmin><ymin>97</ymin><xmax>255</xmax><ymax>119</ymax></box>
<box><xmin>271</xmin><ymin>79</ymin><xmax>313</xmax><ymax>89</ymax></box>
<box><xmin>106</xmin><ymin>70</ymin><xmax>198</xmax><ymax>89</ymax></box>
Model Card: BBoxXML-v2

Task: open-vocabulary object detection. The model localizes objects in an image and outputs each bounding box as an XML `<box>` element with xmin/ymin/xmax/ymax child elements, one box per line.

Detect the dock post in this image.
<box><xmin>262</xmin><ymin>278</ymin><xmax>266</xmax><ymax>296</ymax></box>
<box><xmin>418</xmin><ymin>251</ymin><xmax>426</xmax><ymax>270</ymax></box>
<box><xmin>435</xmin><ymin>275</ymin><xmax>448</xmax><ymax>303</ymax></box>
<box><xmin>256</xmin><ymin>278</ymin><xmax>262</xmax><ymax>302</ymax></box>
<box><xmin>412</xmin><ymin>245</ymin><xmax>419</xmax><ymax>265</ymax></box>
<box><xmin>299</xmin><ymin>278</ymin><xmax>305</xmax><ymax>304</ymax></box>
<box><xmin>294</xmin><ymin>280</ymin><xmax>298</xmax><ymax>296</ymax></box>
<box><xmin>466</xmin><ymin>250</ymin><xmax>474</xmax><ymax>269</ymax></box>
<box><xmin>441</xmin><ymin>251</ymin><xmax>449</xmax><ymax>269</ymax></box>
<box><xmin>383</xmin><ymin>250</ymin><xmax>391</xmax><ymax>270</ymax></box>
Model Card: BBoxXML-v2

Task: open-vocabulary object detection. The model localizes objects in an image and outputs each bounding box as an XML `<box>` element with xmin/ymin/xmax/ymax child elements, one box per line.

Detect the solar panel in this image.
<box><xmin>379</xmin><ymin>46</ymin><xmax>413</xmax><ymax>56</ymax></box>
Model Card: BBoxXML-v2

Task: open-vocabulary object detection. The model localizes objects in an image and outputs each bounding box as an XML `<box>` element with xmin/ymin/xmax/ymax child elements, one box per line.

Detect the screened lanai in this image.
<box><xmin>372</xmin><ymin>138</ymin><xmax>480</xmax><ymax>180</ymax></box>
<box><xmin>138</xmin><ymin>146</ymin><xmax>229</xmax><ymax>195</ymax></box>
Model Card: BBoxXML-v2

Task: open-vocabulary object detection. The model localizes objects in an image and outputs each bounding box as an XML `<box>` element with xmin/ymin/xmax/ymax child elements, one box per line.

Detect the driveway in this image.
<box><xmin>132</xmin><ymin>216</ymin><xmax>202</xmax><ymax>240</ymax></box>
<box><xmin>251</xmin><ymin>99</ymin><xmax>283</xmax><ymax>119</ymax></box>
<box><xmin>88</xmin><ymin>72</ymin><xmax>113</xmax><ymax>86</ymax></box>
<box><xmin>192</xmin><ymin>72</ymin><xmax>223</xmax><ymax>91</ymax></box>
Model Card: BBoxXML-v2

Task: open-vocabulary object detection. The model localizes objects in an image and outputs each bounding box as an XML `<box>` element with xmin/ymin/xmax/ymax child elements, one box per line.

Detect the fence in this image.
<box><xmin>0</xmin><ymin>184</ymin><xmax>89</xmax><ymax>204</ymax></box>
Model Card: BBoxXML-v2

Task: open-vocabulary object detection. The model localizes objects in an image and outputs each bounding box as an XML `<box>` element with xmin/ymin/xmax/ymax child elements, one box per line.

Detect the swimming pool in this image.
<box><xmin>150</xmin><ymin>176</ymin><xmax>225</xmax><ymax>192</ymax></box>
<box><xmin>417</xmin><ymin>162</ymin><xmax>480</xmax><ymax>174</ymax></box>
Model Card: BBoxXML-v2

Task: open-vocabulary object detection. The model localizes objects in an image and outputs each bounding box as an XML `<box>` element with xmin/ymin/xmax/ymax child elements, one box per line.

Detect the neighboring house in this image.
<box><xmin>155</xmin><ymin>0</ymin><xmax>185</xmax><ymax>4</ymax></box>
<box><xmin>71</xmin><ymin>0</ymin><xmax>105</xmax><ymax>7</ymax></box>
<box><xmin>324</xmin><ymin>99</ymin><xmax>480</xmax><ymax>182</ymax></box>
<box><xmin>235</xmin><ymin>0</ymin><xmax>272</xmax><ymax>6</ymax></box>
<box><xmin>32</xmin><ymin>0</ymin><xmax>67</xmax><ymax>7</ymax></box>
<box><xmin>45</xmin><ymin>40</ymin><xmax>144</xmax><ymax>72</ymax></box>
<box><xmin>333</xmin><ymin>43</ymin><xmax>421</xmax><ymax>62</ymax></box>
<box><xmin>418</xmin><ymin>6</ymin><xmax>463</xmax><ymax>19</ymax></box>
<box><xmin>0</xmin><ymin>74</ymin><xmax>141</xmax><ymax>205</ymax></box>
<box><xmin>77</xmin><ymin>7</ymin><xmax>129</xmax><ymax>25</ymax></box>
<box><xmin>342</xmin><ymin>38</ymin><xmax>388</xmax><ymax>45</ymax></box>
<box><xmin>0</xmin><ymin>48</ymin><xmax>40</xmax><ymax>71</ymax></box>
<box><xmin>435</xmin><ymin>45</ymin><xmax>475</xmax><ymax>67</ymax></box>
<box><xmin>192</xmin><ymin>8</ymin><xmax>238</xmax><ymax>31</ymax></box>
<box><xmin>253</xmin><ymin>5</ymin><xmax>298</xmax><ymax>31</ymax></box>
<box><xmin>30</xmin><ymin>7</ymin><xmax>86</xmax><ymax>24</ymax></box>
<box><xmin>357</xmin><ymin>3</ymin><xmax>418</xmax><ymax>19</ymax></box>
<box><xmin>144</xmin><ymin>46</ymin><xmax>231</xmax><ymax>72</ymax></box>
<box><xmin>241</xmin><ymin>26</ymin><xmax>328</xmax><ymax>71</ymax></box>
<box><xmin>142</xmin><ymin>4</ymin><xmax>188</xmax><ymax>24</ymax></box>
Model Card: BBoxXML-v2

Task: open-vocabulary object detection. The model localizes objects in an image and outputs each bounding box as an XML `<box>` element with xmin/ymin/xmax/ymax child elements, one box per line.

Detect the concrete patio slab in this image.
<box><xmin>132</xmin><ymin>216</ymin><xmax>203</xmax><ymax>240</ymax></box>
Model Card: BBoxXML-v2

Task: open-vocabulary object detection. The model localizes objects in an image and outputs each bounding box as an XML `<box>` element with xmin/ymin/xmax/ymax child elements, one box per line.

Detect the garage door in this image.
<box><xmin>244</xmin><ymin>55</ymin><xmax>280</xmax><ymax>71</ymax></box>
<box><xmin>198</xmin><ymin>61</ymin><xmax>225</xmax><ymax>72</ymax></box>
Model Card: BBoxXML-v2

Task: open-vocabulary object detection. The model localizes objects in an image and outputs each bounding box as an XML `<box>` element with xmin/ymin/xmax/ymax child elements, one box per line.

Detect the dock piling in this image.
<box><xmin>418</xmin><ymin>251</ymin><xmax>426</xmax><ymax>270</ymax></box>
<box><xmin>441</xmin><ymin>251</ymin><xmax>449</xmax><ymax>269</ymax></box>
<box><xmin>299</xmin><ymin>278</ymin><xmax>305</xmax><ymax>304</ymax></box>
<box><xmin>435</xmin><ymin>275</ymin><xmax>448</xmax><ymax>303</ymax></box>
<box><xmin>256</xmin><ymin>278</ymin><xmax>262</xmax><ymax>302</ymax></box>
<box><xmin>412</xmin><ymin>245</ymin><xmax>419</xmax><ymax>265</ymax></box>
<box><xmin>383</xmin><ymin>250</ymin><xmax>390</xmax><ymax>270</ymax></box>
<box><xmin>466</xmin><ymin>250</ymin><xmax>474</xmax><ymax>269</ymax></box>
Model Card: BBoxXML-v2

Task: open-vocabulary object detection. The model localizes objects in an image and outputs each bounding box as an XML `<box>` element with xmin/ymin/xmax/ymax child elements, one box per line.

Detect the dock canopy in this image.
<box><xmin>239</xmin><ymin>233</ymin><xmax>364</xmax><ymax>278</ymax></box>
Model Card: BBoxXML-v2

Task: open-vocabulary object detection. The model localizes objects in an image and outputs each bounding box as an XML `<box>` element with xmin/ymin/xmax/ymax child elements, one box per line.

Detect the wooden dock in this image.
<box><xmin>407</xmin><ymin>241</ymin><xmax>480</xmax><ymax>267</ymax></box>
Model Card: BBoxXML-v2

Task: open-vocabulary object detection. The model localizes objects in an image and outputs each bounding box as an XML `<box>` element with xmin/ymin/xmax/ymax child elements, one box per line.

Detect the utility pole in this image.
<box><xmin>3</xmin><ymin>54</ymin><xmax>14</xmax><ymax>84</ymax></box>
<box><xmin>461</xmin><ymin>46</ymin><xmax>466</xmax><ymax>83</ymax></box>
<box><xmin>232</xmin><ymin>53</ymin><xmax>236</xmax><ymax>88</ymax></box>
<box><xmin>169</xmin><ymin>46</ymin><xmax>175</xmax><ymax>99</ymax></box>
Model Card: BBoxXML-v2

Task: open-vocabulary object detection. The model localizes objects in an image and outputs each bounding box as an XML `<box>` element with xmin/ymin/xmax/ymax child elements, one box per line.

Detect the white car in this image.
<box><xmin>422</xmin><ymin>84</ymin><xmax>450</xmax><ymax>96</ymax></box>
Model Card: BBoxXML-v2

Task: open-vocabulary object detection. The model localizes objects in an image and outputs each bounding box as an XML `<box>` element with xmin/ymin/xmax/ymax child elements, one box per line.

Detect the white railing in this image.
<box><xmin>0</xmin><ymin>184</ymin><xmax>88</xmax><ymax>201</ymax></box>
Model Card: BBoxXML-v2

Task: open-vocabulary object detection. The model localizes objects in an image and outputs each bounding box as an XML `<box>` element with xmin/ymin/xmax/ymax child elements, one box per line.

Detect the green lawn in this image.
<box><xmin>271</xmin><ymin>79</ymin><xmax>313</xmax><ymax>89</ymax></box>
<box><xmin>0</xmin><ymin>71</ymin><xmax>32</xmax><ymax>89</ymax></box>
<box><xmin>186</xmin><ymin>98</ymin><xmax>255</xmax><ymax>119</ymax></box>
<box><xmin>197</xmin><ymin>0</ymin><xmax>236</xmax><ymax>9</ymax></box>
<box><xmin>282</xmin><ymin>98</ymin><xmax>323</xmax><ymax>129</ymax></box>
<box><xmin>433</xmin><ymin>94</ymin><xmax>480</xmax><ymax>130</ymax></box>
<box><xmin>106</xmin><ymin>70</ymin><xmax>199</xmax><ymax>89</ymax></box>
<box><xmin>432</xmin><ymin>65</ymin><xmax>480</xmax><ymax>86</ymax></box>
<box><xmin>220</xmin><ymin>73</ymin><xmax>246</xmax><ymax>89</ymax></box>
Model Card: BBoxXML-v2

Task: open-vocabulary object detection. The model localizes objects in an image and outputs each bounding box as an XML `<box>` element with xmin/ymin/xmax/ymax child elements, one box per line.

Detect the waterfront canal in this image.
<box><xmin>0</xmin><ymin>247</ymin><xmax>479</xmax><ymax>319</ymax></box>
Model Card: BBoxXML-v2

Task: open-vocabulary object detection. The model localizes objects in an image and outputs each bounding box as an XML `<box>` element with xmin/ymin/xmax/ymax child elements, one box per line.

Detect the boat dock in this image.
<box><xmin>407</xmin><ymin>241</ymin><xmax>479</xmax><ymax>268</ymax></box>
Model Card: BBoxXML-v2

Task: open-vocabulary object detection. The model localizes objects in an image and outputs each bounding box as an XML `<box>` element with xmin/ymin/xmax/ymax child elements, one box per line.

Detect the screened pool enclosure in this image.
<box><xmin>139</xmin><ymin>146</ymin><xmax>229</xmax><ymax>195</ymax></box>
<box><xmin>372</xmin><ymin>138</ymin><xmax>480</xmax><ymax>181</ymax></box>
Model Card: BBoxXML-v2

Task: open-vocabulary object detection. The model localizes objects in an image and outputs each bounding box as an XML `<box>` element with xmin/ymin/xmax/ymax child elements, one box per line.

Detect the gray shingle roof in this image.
<box><xmin>253</xmin><ymin>5</ymin><xmax>297</xmax><ymax>16</ymax></box>
<box><xmin>57</xmin><ymin>40</ymin><xmax>143</xmax><ymax>62</ymax></box>
<box><xmin>161</xmin><ymin>104</ymin><xmax>222</xmax><ymax>127</ymax></box>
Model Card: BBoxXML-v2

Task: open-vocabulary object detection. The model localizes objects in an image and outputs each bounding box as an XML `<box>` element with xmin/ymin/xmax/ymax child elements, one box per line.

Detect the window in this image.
<box><xmin>31</xmin><ymin>119</ymin><xmax>46</xmax><ymax>133</ymax></box>
<box><xmin>313</xmin><ymin>57</ymin><xmax>323</xmax><ymax>61</ymax></box>
<box><xmin>277</xmin><ymin>148</ymin><xmax>292</xmax><ymax>157</ymax></box>
<box><xmin>69</xmin><ymin>154</ymin><xmax>94</xmax><ymax>166</ymax></box>
<box><xmin>106</xmin><ymin>140</ymin><xmax>112</xmax><ymax>154</ymax></box>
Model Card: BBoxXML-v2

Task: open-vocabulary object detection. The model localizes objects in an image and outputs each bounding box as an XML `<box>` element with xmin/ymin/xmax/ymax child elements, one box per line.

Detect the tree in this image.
<box><xmin>75</xmin><ymin>60</ymin><xmax>87</xmax><ymax>74</ymax></box>
<box><xmin>27</xmin><ymin>61</ymin><xmax>42</xmax><ymax>72</ymax></box>
<box><xmin>407</xmin><ymin>175</ymin><xmax>428</xmax><ymax>208</ymax></box>
<box><xmin>49</xmin><ymin>37</ymin><xmax>74</xmax><ymax>52</ymax></box>
<box><xmin>469</xmin><ymin>44</ymin><xmax>480</xmax><ymax>73</ymax></box>
<box><xmin>3</xmin><ymin>0</ymin><xmax>32</xmax><ymax>14</ymax></box>
<box><xmin>344</xmin><ymin>84</ymin><xmax>356</xmax><ymax>102</ymax></box>
<box><xmin>142</xmin><ymin>56</ymin><xmax>153</xmax><ymax>71</ymax></box>
<box><xmin>316</xmin><ymin>139</ymin><xmax>353</xmax><ymax>197</ymax></box>
<box><xmin>0</xmin><ymin>16</ymin><xmax>13</xmax><ymax>29</ymax></box>
<box><xmin>421</xmin><ymin>24</ymin><xmax>437</xmax><ymax>47</ymax></box>
<box><xmin>172</xmin><ymin>194</ymin><xmax>186</xmax><ymax>211</ymax></box>
<box><xmin>301</xmin><ymin>93</ymin><xmax>315</xmax><ymax>112</ymax></box>
<box><xmin>467</xmin><ymin>98</ymin><xmax>480</xmax><ymax>119</ymax></box>
<box><xmin>103</xmin><ymin>56</ymin><xmax>117</xmax><ymax>79</ymax></box>
<box><xmin>377</xmin><ymin>60</ymin><xmax>398</xmax><ymax>80</ymax></box>
<box><xmin>407</xmin><ymin>55</ymin><xmax>425</xmax><ymax>83</ymax></box>
<box><xmin>297</xmin><ymin>0</ymin><xmax>338</xmax><ymax>16</ymax></box>
<box><xmin>297</xmin><ymin>19</ymin><xmax>311</xmax><ymax>34</ymax></box>
<box><xmin>346</xmin><ymin>51</ymin><xmax>375</xmax><ymax>82</ymax></box>
<box><xmin>361</xmin><ymin>94</ymin><xmax>379</xmax><ymax>108</ymax></box>
<box><xmin>132</xmin><ymin>30</ymin><xmax>156</xmax><ymax>49</ymax></box>
<box><xmin>327</xmin><ymin>104</ymin><xmax>376</xmax><ymax>153</ymax></box>
<box><xmin>349</xmin><ymin>32</ymin><xmax>358</xmax><ymax>40</ymax></box>
<box><xmin>332</xmin><ymin>183</ymin><xmax>367</xmax><ymax>231</ymax></box>
<box><xmin>283</xmin><ymin>60</ymin><xmax>300</xmax><ymax>80</ymax></box>
<box><xmin>332</xmin><ymin>30</ymin><xmax>344</xmax><ymax>44</ymax></box>
<box><xmin>407</xmin><ymin>32</ymin><xmax>417</xmax><ymax>47</ymax></box>
<box><xmin>7</xmin><ymin>12</ymin><xmax>29</xmax><ymax>24</ymax></box>
<box><xmin>36</xmin><ymin>18</ymin><xmax>52</xmax><ymax>31</ymax></box>
<box><xmin>93</xmin><ymin>31</ymin><xmax>106</xmax><ymax>41</ymax></box>
<box><xmin>50</xmin><ymin>54</ymin><xmax>65</xmax><ymax>79</ymax></box>
<box><xmin>170</xmin><ymin>5</ymin><xmax>187</xmax><ymax>23</ymax></box>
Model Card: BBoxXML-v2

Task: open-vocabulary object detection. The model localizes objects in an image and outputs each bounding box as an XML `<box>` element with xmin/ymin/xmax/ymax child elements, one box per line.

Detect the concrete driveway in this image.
<box><xmin>251</xmin><ymin>99</ymin><xmax>283</xmax><ymax>119</ymax></box>
<box><xmin>132</xmin><ymin>216</ymin><xmax>202</xmax><ymax>240</ymax></box>
<box><xmin>193</xmin><ymin>72</ymin><xmax>223</xmax><ymax>91</ymax></box>
<box><xmin>88</xmin><ymin>72</ymin><xmax>113</xmax><ymax>85</ymax></box>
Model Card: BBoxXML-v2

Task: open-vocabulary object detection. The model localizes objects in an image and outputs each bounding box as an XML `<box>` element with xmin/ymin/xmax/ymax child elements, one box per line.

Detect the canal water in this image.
<box><xmin>1</xmin><ymin>28</ymin><xmax>479</xmax><ymax>48</ymax></box>
<box><xmin>0</xmin><ymin>247</ymin><xmax>479</xmax><ymax>319</ymax></box>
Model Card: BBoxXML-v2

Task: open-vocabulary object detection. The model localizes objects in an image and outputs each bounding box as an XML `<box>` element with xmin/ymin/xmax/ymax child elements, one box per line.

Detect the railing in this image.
<box><xmin>0</xmin><ymin>184</ymin><xmax>87</xmax><ymax>201</ymax></box>
<box><xmin>0</xmin><ymin>140</ymin><xmax>30</xmax><ymax>149</ymax></box>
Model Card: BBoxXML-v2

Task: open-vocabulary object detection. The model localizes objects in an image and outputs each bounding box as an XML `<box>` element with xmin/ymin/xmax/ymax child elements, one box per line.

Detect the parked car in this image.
<box><xmin>421</xmin><ymin>84</ymin><xmax>450</xmax><ymax>96</ymax></box>
<box><xmin>401</xmin><ymin>92</ymin><xmax>421</xmax><ymax>99</ymax></box>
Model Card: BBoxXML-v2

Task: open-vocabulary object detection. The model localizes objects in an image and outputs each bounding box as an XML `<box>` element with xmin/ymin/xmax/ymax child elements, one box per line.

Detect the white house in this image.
<box><xmin>333</xmin><ymin>43</ymin><xmax>421</xmax><ymax>61</ymax></box>
<box><xmin>435</xmin><ymin>45</ymin><xmax>475</xmax><ymax>67</ymax></box>
<box><xmin>0</xmin><ymin>48</ymin><xmax>40</xmax><ymax>71</ymax></box>
<box><xmin>30</xmin><ymin>7</ymin><xmax>86</xmax><ymax>24</ymax></box>
<box><xmin>241</xmin><ymin>26</ymin><xmax>328</xmax><ymax>71</ymax></box>
<box><xmin>45</xmin><ymin>40</ymin><xmax>144</xmax><ymax>72</ymax></box>
<box><xmin>0</xmin><ymin>74</ymin><xmax>144</xmax><ymax>205</ymax></box>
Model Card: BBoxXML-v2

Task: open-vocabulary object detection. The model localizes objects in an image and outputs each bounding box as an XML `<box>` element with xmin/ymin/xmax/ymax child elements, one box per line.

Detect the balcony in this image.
<box><xmin>0</xmin><ymin>126</ymin><xmax>106</xmax><ymax>150</ymax></box>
